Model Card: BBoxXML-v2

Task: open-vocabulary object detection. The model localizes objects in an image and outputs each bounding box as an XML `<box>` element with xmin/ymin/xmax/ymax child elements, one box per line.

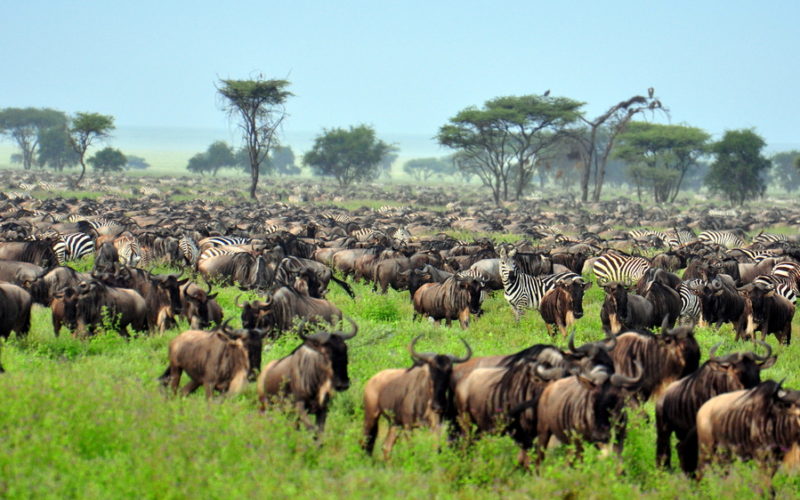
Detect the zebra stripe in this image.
<box><xmin>752</xmin><ymin>232</ymin><xmax>789</xmax><ymax>245</ymax></box>
<box><xmin>772</xmin><ymin>262</ymin><xmax>800</xmax><ymax>293</ymax></box>
<box><xmin>753</xmin><ymin>275</ymin><xmax>797</xmax><ymax>304</ymax></box>
<box><xmin>198</xmin><ymin>245</ymin><xmax>248</xmax><ymax>263</ymax></box>
<box><xmin>678</xmin><ymin>279</ymin><xmax>703</xmax><ymax>324</ymax></box>
<box><xmin>199</xmin><ymin>236</ymin><xmax>251</xmax><ymax>251</ymax></box>
<box><xmin>179</xmin><ymin>235</ymin><xmax>200</xmax><ymax>267</ymax></box>
<box><xmin>592</xmin><ymin>252</ymin><xmax>651</xmax><ymax>285</ymax></box>
<box><xmin>116</xmin><ymin>236</ymin><xmax>141</xmax><ymax>266</ymax></box>
<box><xmin>60</xmin><ymin>232</ymin><xmax>94</xmax><ymax>261</ymax></box>
<box><xmin>698</xmin><ymin>230</ymin><xmax>745</xmax><ymax>249</ymax></box>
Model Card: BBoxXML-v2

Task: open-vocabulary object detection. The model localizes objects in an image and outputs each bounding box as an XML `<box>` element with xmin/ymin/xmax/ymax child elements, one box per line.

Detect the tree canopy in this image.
<box><xmin>88</xmin><ymin>147</ymin><xmax>127</xmax><ymax>173</ymax></box>
<box><xmin>125</xmin><ymin>155</ymin><xmax>150</xmax><ymax>170</ymax></box>
<box><xmin>438</xmin><ymin>94</ymin><xmax>583</xmax><ymax>205</ymax></box>
<box><xmin>705</xmin><ymin>129</ymin><xmax>771</xmax><ymax>205</ymax></box>
<box><xmin>218</xmin><ymin>77</ymin><xmax>292</xmax><ymax>198</ymax></box>
<box><xmin>37</xmin><ymin>124</ymin><xmax>79</xmax><ymax>171</ymax></box>
<box><xmin>304</xmin><ymin>125</ymin><xmax>393</xmax><ymax>187</ymax></box>
<box><xmin>0</xmin><ymin>107</ymin><xmax>67</xmax><ymax>170</ymax></box>
<box><xmin>771</xmin><ymin>150</ymin><xmax>800</xmax><ymax>192</ymax></box>
<box><xmin>614</xmin><ymin>122</ymin><xmax>709</xmax><ymax>202</ymax></box>
<box><xmin>68</xmin><ymin>112</ymin><xmax>115</xmax><ymax>187</ymax></box>
<box><xmin>403</xmin><ymin>156</ymin><xmax>456</xmax><ymax>182</ymax></box>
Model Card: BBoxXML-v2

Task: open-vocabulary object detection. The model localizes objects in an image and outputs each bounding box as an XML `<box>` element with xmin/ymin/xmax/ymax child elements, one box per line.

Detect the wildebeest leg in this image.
<box><xmin>295</xmin><ymin>401</ymin><xmax>316</xmax><ymax>431</ymax></box>
<box><xmin>382</xmin><ymin>425</ymin><xmax>400</xmax><ymax>460</ymax></box>
<box><xmin>535</xmin><ymin>430</ymin><xmax>550</xmax><ymax>468</ymax></box>
<box><xmin>181</xmin><ymin>379</ymin><xmax>202</xmax><ymax>396</ymax></box>
<box><xmin>517</xmin><ymin>447</ymin><xmax>532</xmax><ymax>469</ymax></box>
<box><xmin>168</xmin><ymin>366</ymin><xmax>182</xmax><ymax>395</ymax></box>
<box><xmin>315</xmin><ymin>410</ymin><xmax>328</xmax><ymax>433</ymax></box>
<box><xmin>655</xmin><ymin>415</ymin><xmax>672</xmax><ymax>469</ymax></box>
<box><xmin>458</xmin><ymin>309</ymin><xmax>470</xmax><ymax>329</ymax></box>
<box><xmin>544</xmin><ymin>323</ymin><xmax>554</xmax><ymax>338</ymax></box>
<box><xmin>363</xmin><ymin>414</ymin><xmax>380</xmax><ymax>455</ymax></box>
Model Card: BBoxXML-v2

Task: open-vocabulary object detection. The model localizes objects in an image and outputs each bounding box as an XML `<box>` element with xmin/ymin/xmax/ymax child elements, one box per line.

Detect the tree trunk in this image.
<box><xmin>75</xmin><ymin>160</ymin><xmax>86</xmax><ymax>187</ymax></box>
<box><xmin>249</xmin><ymin>163</ymin><xmax>259</xmax><ymax>199</ymax></box>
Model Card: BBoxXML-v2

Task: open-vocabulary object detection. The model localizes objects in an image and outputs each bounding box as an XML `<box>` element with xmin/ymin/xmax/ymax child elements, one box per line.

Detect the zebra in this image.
<box><xmin>678</xmin><ymin>279</ymin><xmax>703</xmax><ymax>325</ymax></box>
<box><xmin>772</xmin><ymin>261</ymin><xmax>800</xmax><ymax>293</ymax></box>
<box><xmin>698</xmin><ymin>230</ymin><xmax>746</xmax><ymax>249</ymax></box>
<box><xmin>752</xmin><ymin>232</ymin><xmax>789</xmax><ymax>245</ymax></box>
<box><xmin>198</xmin><ymin>245</ymin><xmax>248</xmax><ymax>264</ymax></box>
<box><xmin>592</xmin><ymin>251</ymin><xmax>651</xmax><ymax>286</ymax></box>
<box><xmin>320</xmin><ymin>212</ymin><xmax>353</xmax><ymax>224</ymax></box>
<box><xmin>178</xmin><ymin>235</ymin><xmax>200</xmax><ymax>267</ymax></box>
<box><xmin>392</xmin><ymin>226</ymin><xmax>412</xmax><ymax>246</ymax></box>
<box><xmin>115</xmin><ymin>235</ymin><xmax>141</xmax><ymax>267</ymax></box>
<box><xmin>198</xmin><ymin>236</ymin><xmax>251</xmax><ymax>251</ymax></box>
<box><xmin>753</xmin><ymin>275</ymin><xmax>797</xmax><ymax>304</ymax></box>
<box><xmin>498</xmin><ymin>246</ymin><xmax>584</xmax><ymax>321</ymax></box>
<box><xmin>56</xmin><ymin>232</ymin><xmax>95</xmax><ymax>262</ymax></box>
<box><xmin>351</xmin><ymin>228</ymin><xmax>387</xmax><ymax>242</ymax></box>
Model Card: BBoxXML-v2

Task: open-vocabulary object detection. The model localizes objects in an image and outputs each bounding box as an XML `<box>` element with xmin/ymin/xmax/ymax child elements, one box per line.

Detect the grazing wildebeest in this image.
<box><xmin>198</xmin><ymin>252</ymin><xmax>273</xmax><ymax>290</ymax></box>
<box><xmin>655</xmin><ymin>341</ymin><xmax>775</xmax><ymax>472</ymax></box>
<box><xmin>22</xmin><ymin>265</ymin><xmax>90</xmax><ymax>305</ymax></box>
<box><xmin>237</xmin><ymin>284</ymin><xmax>342</xmax><ymax>339</ymax></box>
<box><xmin>275</xmin><ymin>256</ymin><xmax>354</xmax><ymax>298</ymax></box>
<box><xmin>412</xmin><ymin>275</ymin><xmax>483</xmax><ymax>329</ymax></box>
<box><xmin>0</xmin><ymin>261</ymin><xmax>44</xmax><ymax>287</ymax></box>
<box><xmin>180</xmin><ymin>282</ymin><xmax>223</xmax><ymax>330</ymax></box>
<box><xmin>372</xmin><ymin>256</ymin><xmax>412</xmax><ymax>294</ymax></box>
<box><xmin>257</xmin><ymin>318</ymin><xmax>357</xmax><ymax>432</ymax></box>
<box><xmin>0</xmin><ymin>240</ymin><xmax>59</xmax><ymax>267</ymax></box>
<box><xmin>535</xmin><ymin>361</ymin><xmax>642</xmax><ymax>466</ymax></box>
<box><xmin>0</xmin><ymin>282</ymin><xmax>33</xmax><ymax>372</ymax></box>
<box><xmin>160</xmin><ymin>321</ymin><xmax>265</xmax><ymax>398</ymax></box>
<box><xmin>609</xmin><ymin>319</ymin><xmax>700</xmax><ymax>403</ymax></box>
<box><xmin>68</xmin><ymin>279</ymin><xmax>147</xmax><ymax>337</ymax></box>
<box><xmin>50</xmin><ymin>287</ymin><xmax>78</xmax><ymax>336</ymax></box>
<box><xmin>539</xmin><ymin>277</ymin><xmax>592</xmax><ymax>337</ymax></box>
<box><xmin>736</xmin><ymin>281</ymin><xmax>795</xmax><ymax>344</ymax></box>
<box><xmin>695</xmin><ymin>380</ymin><xmax>800</xmax><ymax>477</ymax></box>
<box><xmin>362</xmin><ymin>336</ymin><xmax>472</xmax><ymax>459</ymax></box>
<box><xmin>600</xmin><ymin>282</ymin><xmax>654</xmax><ymax>334</ymax></box>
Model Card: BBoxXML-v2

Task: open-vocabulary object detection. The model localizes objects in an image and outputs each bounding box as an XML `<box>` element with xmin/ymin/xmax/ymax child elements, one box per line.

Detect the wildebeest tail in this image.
<box><xmin>331</xmin><ymin>275</ymin><xmax>355</xmax><ymax>299</ymax></box>
<box><xmin>157</xmin><ymin>365</ymin><xmax>171</xmax><ymax>385</ymax></box>
<box><xmin>678</xmin><ymin>426</ymin><xmax>699</xmax><ymax>476</ymax></box>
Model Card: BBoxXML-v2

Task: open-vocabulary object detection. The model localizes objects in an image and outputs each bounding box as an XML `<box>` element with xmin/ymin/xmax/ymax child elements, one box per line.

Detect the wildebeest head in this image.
<box><xmin>656</xmin><ymin>317</ymin><xmax>701</xmax><ymax>378</ymax></box>
<box><xmin>237</xmin><ymin>294</ymin><xmax>274</xmax><ymax>331</ymax></box>
<box><xmin>576</xmin><ymin>361</ymin><xmax>643</xmax><ymax>443</ymax></box>
<box><xmin>154</xmin><ymin>274</ymin><xmax>188</xmax><ymax>316</ymax></box>
<box><xmin>219</xmin><ymin>319</ymin><xmax>268</xmax><ymax>380</ymax></box>
<box><xmin>298</xmin><ymin>317</ymin><xmax>358</xmax><ymax>391</ymax></box>
<box><xmin>409</xmin><ymin>335</ymin><xmax>472</xmax><ymax>413</ymax></box>
<box><xmin>182</xmin><ymin>282</ymin><xmax>218</xmax><ymax>329</ymax></box>
<box><xmin>566</xmin><ymin>329</ymin><xmax>617</xmax><ymax>374</ymax></box>
<box><xmin>559</xmin><ymin>277</ymin><xmax>592</xmax><ymax>319</ymax></box>
<box><xmin>602</xmin><ymin>282</ymin><xmax>629</xmax><ymax>322</ymax></box>
<box><xmin>706</xmin><ymin>340</ymin><xmax>776</xmax><ymax>389</ymax></box>
<box><xmin>740</xmin><ymin>281</ymin><xmax>783</xmax><ymax>328</ymax></box>
<box><xmin>456</xmin><ymin>274</ymin><xmax>484</xmax><ymax>315</ymax></box>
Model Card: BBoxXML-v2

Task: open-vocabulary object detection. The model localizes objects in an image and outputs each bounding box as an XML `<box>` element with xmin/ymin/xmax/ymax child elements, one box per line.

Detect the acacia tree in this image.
<box><xmin>570</xmin><ymin>89</ymin><xmax>664</xmax><ymax>202</ymax></box>
<box><xmin>403</xmin><ymin>156</ymin><xmax>456</xmax><ymax>181</ymax></box>
<box><xmin>0</xmin><ymin>107</ymin><xmax>67</xmax><ymax>169</ymax></box>
<box><xmin>304</xmin><ymin>125</ymin><xmax>393</xmax><ymax>187</ymax></box>
<box><xmin>705</xmin><ymin>129</ymin><xmax>771</xmax><ymax>205</ymax></box>
<box><xmin>38</xmin><ymin>125</ymin><xmax>79</xmax><ymax>171</ymax></box>
<box><xmin>614</xmin><ymin>122</ymin><xmax>709</xmax><ymax>202</ymax></box>
<box><xmin>438</xmin><ymin>95</ymin><xmax>583</xmax><ymax>205</ymax></box>
<box><xmin>88</xmin><ymin>147</ymin><xmax>127</xmax><ymax>173</ymax></box>
<box><xmin>771</xmin><ymin>150</ymin><xmax>800</xmax><ymax>192</ymax></box>
<box><xmin>69</xmin><ymin>112</ymin><xmax>115</xmax><ymax>187</ymax></box>
<box><xmin>217</xmin><ymin>77</ymin><xmax>292</xmax><ymax>199</ymax></box>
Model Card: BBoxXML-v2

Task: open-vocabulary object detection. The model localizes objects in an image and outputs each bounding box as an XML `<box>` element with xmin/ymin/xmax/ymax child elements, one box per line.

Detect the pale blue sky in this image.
<box><xmin>1</xmin><ymin>1</ymin><xmax>798</xmax><ymax>156</ymax></box>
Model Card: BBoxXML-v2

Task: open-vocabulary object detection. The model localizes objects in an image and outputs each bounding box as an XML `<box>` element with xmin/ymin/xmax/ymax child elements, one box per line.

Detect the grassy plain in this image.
<box><xmin>2</xmin><ymin>252</ymin><xmax>800</xmax><ymax>499</ymax></box>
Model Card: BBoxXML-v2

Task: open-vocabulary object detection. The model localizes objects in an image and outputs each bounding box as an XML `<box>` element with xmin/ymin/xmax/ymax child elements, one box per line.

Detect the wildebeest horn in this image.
<box><xmin>610</xmin><ymin>360</ymin><xmax>643</xmax><ymax>387</ymax></box>
<box><xmin>337</xmin><ymin>317</ymin><xmax>358</xmax><ymax>340</ymax></box>
<box><xmin>409</xmin><ymin>335</ymin><xmax>435</xmax><ymax>363</ymax></box>
<box><xmin>709</xmin><ymin>341</ymin><xmax>723</xmax><ymax>360</ymax></box>
<box><xmin>449</xmin><ymin>337</ymin><xmax>472</xmax><ymax>364</ymax></box>
<box><xmin>752</xmin><ymin>340</ymin><xmax>772</xmax><ymax>364</ymax></box>
<box><xmin>536</xmin><ymin>364</ymin><xmax>564</xmax><ymax>380</ymax></box>
<box><xmin>216</xmin><ymin>318</ymin><xmax>233</xmax><ymax>333</ymax></box>
<box><xmin>303</xmin><ymin>331</ymin><xmax>332</xmax><ymax>344</ymax></box>
<box><xmin>601</xmin><ymin>331</ymin><xmax>617</xmax><ymax>351</ymax></box>
<box><xmin>234</xmin><ymin>294</ymin><xmax>245</xmax><ymax>308</ymax></box>
<box><xmin>567</xmin><ymin>328</ymin><xmax>577</xmax><ymax>352</ymax></box>
<box><xmin>660</xmin><ymin>315</ymin><xmax>670</xmax><ymax>335</ymax></box>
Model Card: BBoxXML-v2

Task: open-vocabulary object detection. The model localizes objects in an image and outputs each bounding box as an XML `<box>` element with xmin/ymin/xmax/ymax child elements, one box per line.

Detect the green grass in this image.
<box><xmin>2</xmin><ymin>263</ymin><xmax>800</xmax><ymax>499</ymax></box>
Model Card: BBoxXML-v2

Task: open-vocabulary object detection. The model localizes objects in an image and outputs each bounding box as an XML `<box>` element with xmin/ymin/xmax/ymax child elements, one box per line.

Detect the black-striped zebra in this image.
<box><xmin>198</xmin><ymin>236</ymin><xmax>251</xmax><ymax>251</ymax></box>
<box><xmin>198</xmin><ymin>245</ymin><xmax>248</xmax><ymax>263</ymax></box>
<box><xmin>179</xmin><ymin>235</ymin><xmax>200</xmax><ymax>267</ymax></box>
<box><xmin>665</xmin><ymin>229</ymin><xmax>696</xmax><ymax>248</ymax></box>
<box><xmin>592</xmin><ymin>252</ymin><xmax>651</xmax><ymax>286</ymax></box>
<box><xmin>772</xmin><ymin>261</ymin><xmax>800</xmax><ymax>293</ymax></box>
<box><xmin>53</xmin><ymin>232</ymin><xmax>95</xmax><ymax>263</ymax></box>
<box><xmin>752</xmin><ymin>232</ymin><xmax>789</xmax><ymax>245</ymax></box>
<box><xmin>754</xmin><ymin>274</ymin><xmax>797</xmax><ymax>304</ymax></box>
<box><xmin>498</xmin><ymin>246</ymin><xmax>584</xmax><ymax>321</ymax></box>
<box><xmin>115</xmin><ymin>235</ymin><xmax>141</xmax><ymax>266</ymax></box>
<box><xmin>678</xmin><ymin>279</ymin><xmax>703</xmax><ymax>325</ymax></box>
<box><xmin>351</xmin><ymin>228</ymin><xmax>387</xmax><ymax>242</ymax></box>
<box><xmin>698</xmin><ymin>230</ymin><xmax>746</xmax><ymax>249</ymax></box>
<box><xmin>320</xmin><ymin>212</ymin><xmax>353</xmax><ymax>224</ymax></box>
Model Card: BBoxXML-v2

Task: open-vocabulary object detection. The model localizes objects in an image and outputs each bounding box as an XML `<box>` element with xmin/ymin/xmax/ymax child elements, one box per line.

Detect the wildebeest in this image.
<box><xmin>697</xmin><ymin>274</ymin><xmax>746</xmax><ymax>328</ymax></box>
<box><xmin>0</xmin><ymin>260</ymin><xmax>44</xmax><ymax>287</ymax></box>
<box><xmin>237</xmin><ymin>283</ymin><xmax>342</xmax><ymax>339</ymax></box>
<box><xmin>67</xmin><ymin>279</ymin><xmax>147</xmax><ymax>337</ymax></box>
<box><xmin>609</xmin><ymin>319</ymin><xmax>700</xmax><ymax>403</ymax></box>
<box><xmin>257</xmin><ymin>318</ymin><xmax>357</xmax><ymax>432</ymax></box>
<box><xmin>180</xmin><ymin>282</ymin><xmax>223</xmax><ymax>329</ymax></box>
<box><xmin>0</xmin><ymin>282</ymin><xmax>33</xmax><ymax>372</ymax></box>
<box><xmin>736</xmin><ymin>281</ymin><xmax>795</xmax><ymax>344</ymax></box>
<box><xmin>412</xmin><ymin>275</ymin><xmax>482</xmax><ymax>329</ymax></box>
<box><xmin>535</xmin><ymin>361</ymin><xmax>642</xmax><ymax>466</ymax></box>
<box><xmin>93</xmin><ymin>242</ymin><xmax>120</xmax><ymax>274</ymax></box>
<box><xmin>198</xmin><ymin>252</ymin><xmax>274</xmax><ymax>290</ymax></box>
<box><xmin>539</xmin><ymin>277</ymin><xmax>592</xmax><ymax>337</ymax></box>
<box><xmin>160</xmin><ymin>321</ymin><xmax>265</xmax><ymax>398</ymax></box>
<box><xmin>0</xmin><ymin>240</ymin><xmax>60</xmax><ymax>267</ymax></box>
<box><xmin>655</xmin><ymin>341</ymin><xmax>776</xmax><ymax>472</ymax></box>
<box><xmin>695</xmin><ymin>380</ymin><xmax>800</xmax><ymax>476</ymax></box>
<box><xmin>362</xmin><ymin>336</ymin><xmax>472</xmax><ymax>459</ymax></box>
<box><xmin>22</xmin><ymin>265</ymin><xmax>90</xmax><ymax>306</ymax></box>
<box><xmin>111</xmin><ymin>267</ymin><xmax>187</xmax><ymax>332</ymax></box>
<box><xmin>372</xmin><ymin>256</ymin><xmax>412</xmax><ymax>294</ymax></box>
<box><xmin>275</xmin><ymin>256</ymin><xmax>354</xmax><ymax>299</ymax></box>
<box><xmin>600</xmin><ymin>282</ymin><xmax>654</xmax><ymax>334</ymax></box>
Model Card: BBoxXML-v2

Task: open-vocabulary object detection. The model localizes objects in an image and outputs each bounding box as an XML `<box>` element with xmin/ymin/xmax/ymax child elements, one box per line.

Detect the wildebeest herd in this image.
<box><xmin>1</xmin><ymin>181</ymin><xmax>800</xmax><ymax>479</ymax></box>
